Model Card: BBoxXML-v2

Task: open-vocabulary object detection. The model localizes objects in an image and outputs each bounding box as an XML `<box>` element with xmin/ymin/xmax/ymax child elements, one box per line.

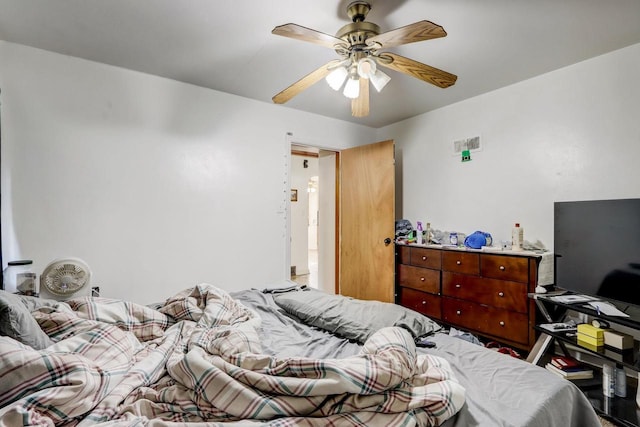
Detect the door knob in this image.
<box><xmin>384</xmin><ymin>238</ymin><xmax>392</xmax><ymax>246</ymax></box>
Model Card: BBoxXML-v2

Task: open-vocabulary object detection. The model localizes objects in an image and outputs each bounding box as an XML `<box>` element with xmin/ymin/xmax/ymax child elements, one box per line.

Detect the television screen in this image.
<box><xmin>554</xmin><ymin>198</ymin><xmax>640</xmax><ymax>305</ymax></box>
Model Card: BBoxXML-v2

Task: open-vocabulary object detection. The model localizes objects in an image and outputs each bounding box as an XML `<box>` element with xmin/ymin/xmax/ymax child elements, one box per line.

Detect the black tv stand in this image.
<box><xmin>528</xmin><ymin>290</ymin><xmax>640</xmax><ymax>427</ymax></box>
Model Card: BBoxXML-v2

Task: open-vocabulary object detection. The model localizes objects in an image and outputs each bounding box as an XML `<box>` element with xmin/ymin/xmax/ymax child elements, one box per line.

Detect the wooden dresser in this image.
<box><xmin>396</xmin><ymin>244</ymin><xmax>541</xmax><ymax>351</ymax></box>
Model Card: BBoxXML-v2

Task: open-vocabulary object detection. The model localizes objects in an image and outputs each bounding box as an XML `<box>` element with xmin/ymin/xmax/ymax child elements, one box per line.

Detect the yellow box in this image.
<box><xmin>577</xmin><ymin>323</ymin><xmax>606</xmax><ymax>339</ymax></box>
<box><xmin>576</xmin><ymin>333</ymin><xmax>604</xmax><ymax>347</ymax></box>
<box><xmin>603</xmin><ymin>330</ymin><xmax>634</xmax><ymax>350</ymax></box>
<box><xmin>577</xmin><ymin>338</ymin><xmax>603</xmax><ymax>351</ymax></box>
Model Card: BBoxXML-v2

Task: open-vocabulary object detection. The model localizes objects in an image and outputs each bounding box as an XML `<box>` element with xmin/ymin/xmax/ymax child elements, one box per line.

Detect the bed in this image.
<box><xmin>0</xmin><ymin>283</ymin><xmax>601</xmax><ymax>426</ymax></box>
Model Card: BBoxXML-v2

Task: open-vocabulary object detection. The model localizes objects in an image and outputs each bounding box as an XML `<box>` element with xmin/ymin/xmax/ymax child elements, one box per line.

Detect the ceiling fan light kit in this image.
<box><xmin>326</xmin><ymin>66</ymin><xmax>349</xmax><ymax>90</ymax></box>
<box><xmin>272</xmin><ymin>1</ymin><xmax>457</xmax><ymax>117</ymax></box>
<box><xmin>370</xmin><ymin>69</ymin><xmax>391</xmax><ymax>92</ymax></box>
<box><xmin>343</xmin><ymin>73</ymin><xmax>361</xmax><ymax>99</ymax></box>
<box><xmin>356</xmin><ymin>58</ymin><xmax>374</xmax><ymax>77</ymax></box>
<box><xmin>357</xmin><ymin>58</ymin><xmax>390</xmax><ymax>92</ymax></box>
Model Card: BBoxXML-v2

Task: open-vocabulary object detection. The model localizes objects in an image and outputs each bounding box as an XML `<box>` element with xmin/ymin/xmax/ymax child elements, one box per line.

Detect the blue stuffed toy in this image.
<box><xmin>464</xmin><ymin>231</ymin><xmax>493</xmax><ymax>249</ymax></box>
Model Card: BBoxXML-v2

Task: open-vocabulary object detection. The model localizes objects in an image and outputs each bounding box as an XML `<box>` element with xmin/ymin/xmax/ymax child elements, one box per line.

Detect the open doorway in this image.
<box><xmin>289</xmin><ymin>145</ymin><xmax>337</xmax><ymax>293</ymax></box>
<box><xmin>286</xmin><ymin>138</ymin><xmax>395</xmax><ymax>300</ymax></box>
<box><xmin>290</xmin><ymin>174</ymin><xmax>319</xmax><ymax>288</ymax></box>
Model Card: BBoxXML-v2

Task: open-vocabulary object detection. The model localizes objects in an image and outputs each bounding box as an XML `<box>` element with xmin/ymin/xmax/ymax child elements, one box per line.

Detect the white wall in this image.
<box><xmin>378</xmin><ymin>43</ymin><xmax>640</xmax><ymax>249</ymax></box>
<box><xmin>0</xmin><ymin>41</ymin><xmax>376</xmax><ymax>303</ymax></box>
<box><xmin>3</xmin><ymin>40</ymin><xmax>639</xmax><ymax>303</ymax></box>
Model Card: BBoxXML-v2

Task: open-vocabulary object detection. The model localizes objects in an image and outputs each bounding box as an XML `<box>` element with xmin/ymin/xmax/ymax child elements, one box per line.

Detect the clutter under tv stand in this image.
<box><xmin>528</xmin><ymin>290</ymin><xmax>640</xmax><ymax>427</ymax></box>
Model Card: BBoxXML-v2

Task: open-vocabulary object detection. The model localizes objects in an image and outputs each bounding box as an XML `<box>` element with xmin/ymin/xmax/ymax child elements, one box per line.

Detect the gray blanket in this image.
<box><xmin>232</xmin><ymin>288</ymin><xmax>601</xmax><ymax>427</ymax></box>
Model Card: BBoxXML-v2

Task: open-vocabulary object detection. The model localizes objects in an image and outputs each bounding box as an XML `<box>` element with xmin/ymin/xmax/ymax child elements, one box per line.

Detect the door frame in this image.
<box><xmin>284</xmin><ymin>133</ymin><xmax>340</xmax><ymax>293</ymax></box>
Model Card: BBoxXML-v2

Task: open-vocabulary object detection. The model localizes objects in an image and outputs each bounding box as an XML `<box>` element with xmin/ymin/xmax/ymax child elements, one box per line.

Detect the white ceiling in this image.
<box><xmin>2</xmin><ymin>0</ymin><xmax>640</xmax><ymax>128</ymax></box>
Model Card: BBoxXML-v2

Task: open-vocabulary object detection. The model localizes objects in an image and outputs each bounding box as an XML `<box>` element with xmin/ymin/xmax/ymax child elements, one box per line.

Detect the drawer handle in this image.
<box><xmin>422</xmin><ymin>256</ymin><xmax>427</xmax><ymax>260</ymax></box>
<box><xmin>498</xmin><ymin>292</ymin><xmax>504</xmax><ymax>297</ymax></box>
<box><xmin>456</xmin><ymin>310</ymin><xmax>461</xmax><ymax>315</ymax></box>
<box><xmin>422</xmin><ymin>300</ymin><xmax>426</xmax><ymax>305</ymax></box>
<box><xmin>455</xmin><ymin>284</ymin><xmax>461</xmax><ymax>288</ymax></box>
<box><xmin>499</xmin><ymin>265</ymin><xmax>506</xmax><ymax>271</ymax></box>
<box><xmin>499</xmin><ymin>321</ymin><xmax>505</xmax><ymax>326</ymax></box>
<box><xmin>420</xmin><ymin>277</ymin><xmax>426</xmax><ymax>282</ymax></box>
<box><xmin>456</xmin><ymin>260</ymin><xmax>462</xmax><ymax>265</ymax></box>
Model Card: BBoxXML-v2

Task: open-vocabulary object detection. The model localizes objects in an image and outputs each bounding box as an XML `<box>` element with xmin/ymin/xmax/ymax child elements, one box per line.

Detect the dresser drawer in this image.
<box><xmin>481</xmin><ymin>254</ymin><xmax>529</xmax><ymax>283</ymax></box>
<box><xmin>396</xmin><ymin>245</ymin><xmax>411</xmax><ymax>265</ymax></box>
<box><xmin>398</xmin><ymin>287</ymin><xmax>442</xmax><ymax>319</ymax></box>
<box><xmin>442</xmin><ymin>272</ymin><xmax>528</xmax><ymax>313</ymax></box>
<box><xmin>442</xmin><ymin>297</ymin><xmax>529</xmax><ymax>344</ymax></box>
<box><xmin>442</xmin><ymin>251</ymin><xmax>480</xmax><ymax>275</ymax></box>
<box><xmin>409</xmin><ymin>247</ymin><xmax>442</xmax><ymax>269</ymax></box>
<box><xmin>397</xmin><ymin>264</ymin><xmax>440</xmax><ymax>294</ymax></box>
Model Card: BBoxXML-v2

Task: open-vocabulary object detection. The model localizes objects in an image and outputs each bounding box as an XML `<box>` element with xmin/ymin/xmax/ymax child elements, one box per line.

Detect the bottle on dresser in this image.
<box><xmin>512</xmin><ymin>223</ymin><xmax>524</xmax><ymax>251</ymax></box>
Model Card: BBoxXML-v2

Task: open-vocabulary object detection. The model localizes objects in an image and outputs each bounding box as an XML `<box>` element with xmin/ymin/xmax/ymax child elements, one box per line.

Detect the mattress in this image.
<box><xmin>233</xmin><ymin>287</ymin><xmax>602</xmax><ymax>427</ymax></box>
<box><xmin>0</xmin><ymin>284</ymin><xmax>601</xmax><ymax>426</ymax></box>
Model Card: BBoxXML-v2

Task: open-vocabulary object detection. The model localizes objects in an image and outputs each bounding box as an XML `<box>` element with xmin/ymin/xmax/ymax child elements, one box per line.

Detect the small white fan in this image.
<box><xmin>40</xmin><ymin>258</ymin><xmax>92</xmax><ymax>300</ymax></box>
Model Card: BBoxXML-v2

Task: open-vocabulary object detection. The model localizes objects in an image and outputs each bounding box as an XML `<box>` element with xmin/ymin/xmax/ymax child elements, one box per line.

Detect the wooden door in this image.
<box><xmin>339</xmin><ymin>140</ymin><xmax>395</xmax><ymax>302</ymax></box>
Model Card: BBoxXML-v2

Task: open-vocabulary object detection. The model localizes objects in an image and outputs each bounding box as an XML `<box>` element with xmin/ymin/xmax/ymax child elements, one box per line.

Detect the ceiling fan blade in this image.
<box><xmin>367</xmin><ymin>21</ymin><xmax>446</xmax><ymax>49</ymax></box>
<box><xmin>377</xmin><ymin>52</ymin><xmax>457</xmax><ymax>88</ymax></box>
<box><xmin>272</xmin><ymin>59</ymin><xmax>342</xmax><ymax>104</ymax></box>
<box><xmin>272</xmin><ymin>23</ymin><xmax>345</xmax><ymax>50</ymax></box>
<box><xmin>351</xmin><ymin>78</ymin><xmax>370</xmax><ymax>117</ymax></box>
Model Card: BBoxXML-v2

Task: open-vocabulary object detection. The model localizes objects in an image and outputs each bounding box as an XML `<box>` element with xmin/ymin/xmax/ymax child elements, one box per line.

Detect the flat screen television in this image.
<box><xmin>554</xmin><ymin>198</ymin><xmax>640</xmax><ymax>305</ymax></box>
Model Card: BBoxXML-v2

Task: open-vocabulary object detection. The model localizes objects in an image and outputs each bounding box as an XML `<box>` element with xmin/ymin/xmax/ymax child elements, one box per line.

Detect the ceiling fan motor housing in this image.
<box><xmin>336</xmin><ymin>22</ymin><xmax>380</xmax><ymax>51</ymax></box>
<box><xmin>337</xmin><ymin>2</ymin><xmax>379</xmax><ymax>53</ymax></box>
<box><xmin>347</xmin><ymin>1</ymin><xmax>372</xmax><ymax>22</ymax></box>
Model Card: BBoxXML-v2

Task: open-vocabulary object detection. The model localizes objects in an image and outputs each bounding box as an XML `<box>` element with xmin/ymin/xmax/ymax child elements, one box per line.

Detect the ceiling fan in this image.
<box><xmin>271</xmin><ymin>1</ymin><xmax>457</xmax><ymax>118</ymax></box>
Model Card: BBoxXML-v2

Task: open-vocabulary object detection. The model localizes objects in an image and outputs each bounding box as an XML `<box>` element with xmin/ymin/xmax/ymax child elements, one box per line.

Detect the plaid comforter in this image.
<box><xmin>0</xmin><ymin>284</ymin><xmax>465</xmax><ymax>426</ymax></box>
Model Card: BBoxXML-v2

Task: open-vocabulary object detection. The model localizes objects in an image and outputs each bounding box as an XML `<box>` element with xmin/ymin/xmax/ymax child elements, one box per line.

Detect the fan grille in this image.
<box><xmin>42</xmin><ymin>260</ymin><xmax>90</xmax><ymax>296</ymax></box>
